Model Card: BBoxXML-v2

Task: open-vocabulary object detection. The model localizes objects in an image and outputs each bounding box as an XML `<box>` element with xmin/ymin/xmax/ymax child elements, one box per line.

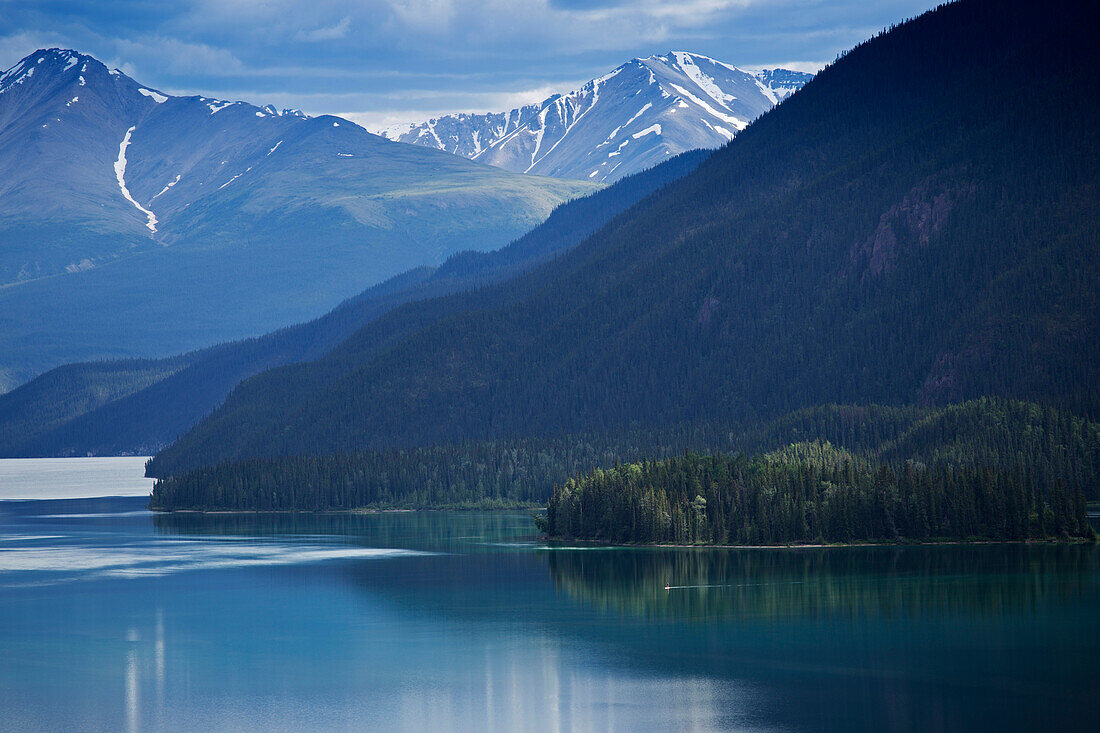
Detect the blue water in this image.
<box><xmin>1</xmin><ymin>494</ymin><xmax>1098</xmax><ymax>732</ymax></box>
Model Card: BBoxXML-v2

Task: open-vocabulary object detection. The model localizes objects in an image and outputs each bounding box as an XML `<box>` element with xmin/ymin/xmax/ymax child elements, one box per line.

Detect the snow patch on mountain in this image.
<box><xmin>672</xmin><ymin>52</ymin><xmax>736</xmax><ymax>107</ymax></box>
<box><xmin>151</xmin><ymin>175</ymin><xmax>181</xmax><ymax>201</ymax></box>
<box><xmin>217</xmin><ymin>173</ymin><xmax>243</xmax><ymax>190</ymax></box>
<box><xmin>139</xmin><ymin>88</ymin><xmax>168</xmax><ymax>104</ymax></box>
<box><xmin>0</xmin><ymin>62</ymin><xmax>34</xmax><ymax>93</ymax></box>
<box><xmin>113</xmin><ymin>127</ymin><xmax>157</xmax><ymax>234</ymax></box>
<box><xmin>667</xmin><ymin>83</ymin><xmax>747</xmax><ymax>130</ymax></box>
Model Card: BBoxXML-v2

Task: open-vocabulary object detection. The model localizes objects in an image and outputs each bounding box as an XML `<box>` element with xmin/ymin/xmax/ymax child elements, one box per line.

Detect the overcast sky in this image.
<box><xmin>0</xmin><ymin>0</ymin><xmax>942</xmax><ymax>130</ymax></box>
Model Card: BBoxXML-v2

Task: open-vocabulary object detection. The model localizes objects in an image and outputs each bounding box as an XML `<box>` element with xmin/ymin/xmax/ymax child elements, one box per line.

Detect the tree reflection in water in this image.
<box><xmin>544</xmin><ymin>543</ymin><xmax>1100</xmax><ymax>623</ymax></box>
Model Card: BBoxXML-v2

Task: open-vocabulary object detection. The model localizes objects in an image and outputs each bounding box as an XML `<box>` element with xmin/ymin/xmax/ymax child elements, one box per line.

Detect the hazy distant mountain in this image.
<box><xmin>0</xmin><ymin>49</ymin><xmax>594</xmax><ymax>389</ymax></box>
<box><xmin>0</xmin><ymin>150</ymin><xmax>709</xmax><ymax>458</ymax></box>
<box><xmin>382</xmin><ymin>52</ymin><xmax>812</xmax><ymax>182</ymax></box>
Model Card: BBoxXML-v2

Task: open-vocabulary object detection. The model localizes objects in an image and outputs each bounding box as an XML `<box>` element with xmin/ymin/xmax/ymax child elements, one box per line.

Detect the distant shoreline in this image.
<box><xmin>0</xmin><ymin>456</ymin><xmax>154</xmax><ymax>501</ymax></box>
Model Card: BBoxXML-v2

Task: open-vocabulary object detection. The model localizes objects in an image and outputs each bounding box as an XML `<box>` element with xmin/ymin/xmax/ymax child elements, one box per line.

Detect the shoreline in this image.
<box><xmin>149</xmin><ymin>504</ymin><xmax>544</xmax><ymax>515</ymax></box>
<box><xmin>543</xmin><ymin>536</ymin><xmax>1097</xmax><ymax>549</ymax></box>
<box><xmin>149</xmin><ymin>506</ymin><xmax>1094</xmax><ymax>548</ymax></box>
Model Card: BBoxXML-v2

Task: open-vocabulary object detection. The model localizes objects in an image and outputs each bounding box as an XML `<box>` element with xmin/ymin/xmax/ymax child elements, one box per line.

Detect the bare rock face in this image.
<box><xmin>852</xmin><ymin>173</ymin><xmax>976</xmax><ymax>276</ymax></box>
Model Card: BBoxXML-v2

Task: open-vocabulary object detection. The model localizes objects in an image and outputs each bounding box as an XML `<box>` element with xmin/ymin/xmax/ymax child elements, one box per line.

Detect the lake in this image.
<box><xmin>0</xmin><ymin>459</ymin><xmax>1097</xmax><ymax>732</ymax></box>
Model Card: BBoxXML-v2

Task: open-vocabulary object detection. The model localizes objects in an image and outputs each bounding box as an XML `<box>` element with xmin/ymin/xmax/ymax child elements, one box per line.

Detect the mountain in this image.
<box><xmin>0</xmin><ymin>49</ymin><xmax>596</xmax><ymax>389</ymax></box>
<box><xmin>0</xmin><ymin>150</ymin><xmax>709</xmax><ymax>457</ymax></box>
<box><xmin>147</xmin><ymin>0</ymin><xmax>1100</xmax><ymax>482</ymax></box>
<box><xmin>381</xmin><ymin>52</ymin><xmax>812</xmax><ymax>182</ymax></box>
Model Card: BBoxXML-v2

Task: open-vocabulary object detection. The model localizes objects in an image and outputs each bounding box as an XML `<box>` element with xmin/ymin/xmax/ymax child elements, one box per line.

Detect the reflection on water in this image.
<box><xmin>0</xmin><ymin>533</ymin><xmax>431</xmax><ymax>585</ymax></box>
<box><xmin>545</xmin><ymin>543</ymin><xmax>1100</xmax><ymax>622</ymax></box>
<box><xmin>126</xmin><ymin>644</ymin><xmax>139</xmax><ymax>733</ymax></box>
<box><xmin>1</xmin><ymin>497</ymin><xmax>1098</xmax><ymax>732</ymax></box>
<box><xmin>152</xmin><ymin>508</ymin><xmax>538</xmax><ymax>552</ymax></box>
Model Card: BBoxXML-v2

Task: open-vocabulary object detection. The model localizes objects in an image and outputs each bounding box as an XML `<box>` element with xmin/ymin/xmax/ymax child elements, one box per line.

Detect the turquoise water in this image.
<box><xmin>1</xmin><ymin>494</ymin><xmax>1098</xmax><ymax>731</ymax></box>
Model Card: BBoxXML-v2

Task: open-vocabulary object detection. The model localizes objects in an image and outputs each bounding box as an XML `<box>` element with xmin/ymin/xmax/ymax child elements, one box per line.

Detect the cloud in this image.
<box><xmin>0</xmin><ymin>0</ymin><xmax>943</xmax><ymax>123</ymax></box>
<box><xmin>389</xmin><ymin>0</ymin><xmax>458</xmax><ymax>32</ymax></box>
<box><xmin>295</xmin><ymin>16</ymin><xmax>352</xmax><ymax>42</ymax></box>
<box><xmin>742</xmin><ymin>60</ymin><xmax>827</xmax><ymax>74</ymax></box>
<box><xmin>109</xmin><ymin>36</ymin><xmax>248</xmax><ymax>77</ymax></box>
<box><xmin>335</xmin><ymin>81</ymin><xmax>584</xmax><ymax>132</ymax></box>
<box><xmin>166</xmin><ymin>0</ymin><xmax>762</xmax><ymax>53</ymax></box>
<box><xmin>0</xmin><ymin>31</ymin><xmax>72</xmax><ymax>70</ymax></box>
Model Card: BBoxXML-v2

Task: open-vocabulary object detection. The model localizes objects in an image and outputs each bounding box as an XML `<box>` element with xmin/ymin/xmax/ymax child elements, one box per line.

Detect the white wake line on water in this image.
<box><xmin>34</xmin><ymin>510</ymin><xmax>153</xmax><ymax>518</ymax></box>
<box><xmin>0</xmin><ymin>540</ymin><xmax>434</xmax><ymax>585</ymax></box>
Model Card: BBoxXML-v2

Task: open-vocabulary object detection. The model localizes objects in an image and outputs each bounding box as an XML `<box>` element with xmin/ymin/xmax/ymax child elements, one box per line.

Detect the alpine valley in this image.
<box><xmin>0</xmin><ymin>49</ymin><xmax>596</xmax><ymax>389</ymax></box>
<box><xmin>382</xmin><ymin>52</ymin><xmax>812</xmax><ymax>182</ymax></box>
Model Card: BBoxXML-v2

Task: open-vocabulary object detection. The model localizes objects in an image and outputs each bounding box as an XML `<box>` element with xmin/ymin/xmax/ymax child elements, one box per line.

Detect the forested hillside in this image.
<box><xmin>738</xmin><ymin>400</ymin><xmax>1100</xmax><ymax>496</ymax></box>
<box><xmin>149</xmin><ymin>399</ymin><xmax>1100</xmax><ymax>510</ymax></box>
<box><xmin>544</xmin><ymin>445</ymin><xmax>1093</xmax><ymax>545</ymax></box>
<box><xmin>0</xmin><ymin>150</ymin><xmax>707</xmax><ymax>458</ymax></box>
<box><xmin>150</xmin><ymin>0</ymin><xmax>1100</xmax><ymax>481</ymax></box>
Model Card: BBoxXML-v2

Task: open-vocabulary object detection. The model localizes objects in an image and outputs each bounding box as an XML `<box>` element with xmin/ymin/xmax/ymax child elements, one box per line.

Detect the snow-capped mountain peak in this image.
<box><xmin>0</xmin><ymin>48</ymin><xmax>96</xmax><ymax>91</ymax></box>
<box><xmin>0</xmin><ymin>48</ymin><xmax>330</xmax><ymax>244</ymax></box>
<box><xmin>381</xmin><ymin>51</ymin><xmax>814</xmax><ymax>182</ymax></box>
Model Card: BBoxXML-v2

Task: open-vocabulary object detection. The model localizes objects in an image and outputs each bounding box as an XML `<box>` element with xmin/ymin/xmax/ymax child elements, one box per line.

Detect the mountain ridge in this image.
<box><xmin>381</xmin><ymin>51</ymin><xmax>812</xmax><ymax>182</ymax></box>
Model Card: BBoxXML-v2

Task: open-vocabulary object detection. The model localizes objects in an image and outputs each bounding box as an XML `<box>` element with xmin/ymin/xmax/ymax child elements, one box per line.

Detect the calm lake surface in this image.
<box><xmin>1</xmin><ymin>459</ymin><xmax>1097</xmax><ymax>732</ymax></box>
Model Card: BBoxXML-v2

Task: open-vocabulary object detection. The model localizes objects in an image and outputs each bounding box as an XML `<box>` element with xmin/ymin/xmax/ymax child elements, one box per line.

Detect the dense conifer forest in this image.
<box><xmin>543</xmin><ymin>445</ymin><xmax>1093</xmax><ymax>546</ymax></box>
<box><xmin>149</xmin><ymin>399</ymin><xmax>1100</xmax><ymax>513</ymax></box>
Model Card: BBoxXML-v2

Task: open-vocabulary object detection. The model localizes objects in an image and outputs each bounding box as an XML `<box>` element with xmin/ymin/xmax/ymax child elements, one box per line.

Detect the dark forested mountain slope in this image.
<box><xmin>151</xmin><ymin>0</ymin><xmax>1100</xmax><ymax>478</ymax></box>
<box><xmin>0</xmin><ymin>150</ymin><xmax>708</xmax><ymax>457</ymax></box>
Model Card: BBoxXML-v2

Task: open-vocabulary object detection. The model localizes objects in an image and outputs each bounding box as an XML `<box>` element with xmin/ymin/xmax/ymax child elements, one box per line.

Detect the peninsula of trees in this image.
<box><xmin>542</xmin><ymin>444</ymin><xmax>1094</xmax><ymax>546</ymax></box>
